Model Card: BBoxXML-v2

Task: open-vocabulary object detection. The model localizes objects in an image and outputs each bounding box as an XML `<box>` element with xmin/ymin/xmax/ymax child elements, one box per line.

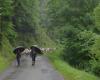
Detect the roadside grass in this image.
<box><xmin>47</xmin><ymin>49</ymin><xmax>99</xmax><ymax>80</ymax></box>
<box><xmin>0</xmin><ymin>56</ymin><xmax>8</xmax><ymax>73</ymax></box>
<box><xmin>0</xmin><ymin>37</ymin><xmax>15</xmax><ymax>73</ymax></box>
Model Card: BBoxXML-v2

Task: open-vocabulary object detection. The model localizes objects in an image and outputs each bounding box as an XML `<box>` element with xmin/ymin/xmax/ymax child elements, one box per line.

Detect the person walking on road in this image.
<box><xmin>16</xmin><ymin>50</ymin><xmax>21</xmax><ymax>66</ymax></box>
<box><xmin>30</xmin><ymin>46</ymin><xmax>37</xmax><ymax>66</ymax></box>
<box><xmin>13</xmin><ymin>46</ymin><xmax>25</xmax><ymax>67</ymax></box>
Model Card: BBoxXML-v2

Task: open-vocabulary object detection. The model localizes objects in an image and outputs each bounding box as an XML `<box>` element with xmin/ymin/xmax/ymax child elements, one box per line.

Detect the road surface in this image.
<box><xmin>0</xmin><ymin>55</ymin><xmax>64</xmax><ymax>80</ymax></box>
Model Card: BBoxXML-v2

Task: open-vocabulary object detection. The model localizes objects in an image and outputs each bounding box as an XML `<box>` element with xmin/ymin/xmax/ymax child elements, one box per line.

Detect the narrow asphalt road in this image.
<box><xmin>0</xmin><ymin>55</ymin><xmax>64</xmax><ymax>80</ymax></box>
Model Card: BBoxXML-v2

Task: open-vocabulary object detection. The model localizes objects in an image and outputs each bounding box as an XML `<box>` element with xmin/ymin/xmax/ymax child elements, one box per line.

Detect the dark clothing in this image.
<box><xmin>16</xmin><ymin>56</ymin><xmax>20</xmax><ymax>66</ymax></box>
<box><xmin>30</xmin><ymin>49</ymin><xmax>37</xmax><ymax>61</ymax></box>
<box><xmin>30</xmin><ymin>48</ymin><xmax>37</xmax><ymax>65</ymax></box>
<box><xmin>31</xmin><ymin>54</ymin><xmax>36</xmax><ymax>61</ymax></box>
<box><xmin>16</xmin><ymin>53</ymin><xmax>21</xmax><ymax>58</ymax></box>
<box><xmin>16</xmin><ymin>53</ymin><xmax>21</xmax><ymax>66</ymax></box>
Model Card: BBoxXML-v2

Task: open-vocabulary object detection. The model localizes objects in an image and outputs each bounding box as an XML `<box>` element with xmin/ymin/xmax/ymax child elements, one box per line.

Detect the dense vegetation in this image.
<box><xmin>0</xmin><ymin>0</ymin><xmax>100</xmax><ymax>79</ymax></box>
<box><xmin>46</xmin><ymin>0</ymin><xmax>100</xmax><ymax>77</ymax></box>
<box><xmin>47</xmin><ymin>48</ymin><xmax>99</xmax><ymax>80</ymax></box>
<box><xmin>0</xmin><ymin>0</ymin><xmax>54</xmax><ymax>72</ymax></box>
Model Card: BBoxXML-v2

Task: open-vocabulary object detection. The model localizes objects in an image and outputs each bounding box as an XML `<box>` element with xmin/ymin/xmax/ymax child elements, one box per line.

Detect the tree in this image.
<box><xmin>94</xmin><ymin>3</ymin><xmax>100</xmax><ymax>31</ymax></box>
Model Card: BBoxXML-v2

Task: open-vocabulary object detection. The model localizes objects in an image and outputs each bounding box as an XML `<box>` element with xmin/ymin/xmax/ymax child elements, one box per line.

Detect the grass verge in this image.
<box><xmin>0</xmin><ymin>37</ymin><xmax>15</xmax><ymax>73</ymax></box>
<box><xmin>47</xmin><ymin>49</ymin><xmax>99</xmax><ymax>80</ymax></box>
<box><xmin>0</xmin><ymin>56</ymin><xmax>9</xmax><ymax>73</ymax></box>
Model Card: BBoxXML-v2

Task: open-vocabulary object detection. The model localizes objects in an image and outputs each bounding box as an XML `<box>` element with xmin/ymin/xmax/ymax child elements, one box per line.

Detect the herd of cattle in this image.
<box><xmin>22</xmin><ymin>47</ymin><xmax>56</xmax><ymax>55</ymax></box>
<box><xmin>40</xmin><ymin>48</ymin><xmax>56</xmax><ymax>53</ymax></box>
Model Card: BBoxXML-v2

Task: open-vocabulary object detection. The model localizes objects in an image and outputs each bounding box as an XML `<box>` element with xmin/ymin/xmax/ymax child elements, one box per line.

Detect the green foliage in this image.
<box><xmin>0</xmin><ymin>0</ymin><xmax>13</xmax><ymax>16</ymax></box>
<box><xmin>1</xmin><ymin>36</ymin><xmax>14</xmax><ymax>59</ymax></box>
<box><xmin>0</xmin><ymin>0</ymin><xmax>100</xmax><ymax>78</ymax></box>
<box><xmin>62</xmin><ymin>29</ymin><xmax>100</xmax><ymax>76</ymax></box>
<box><xmin>13</xmin><ymin>0</ymin><xmax>55</xmax><ymax>47</ymax></box>
<box><xmin>0</xmin><ymin>56</ymin><xmax>8</xmax><ymax>73</ymax></box>
<box><xmin>35</xmin><ymin>27</ymin><xmax>56</xmax><ymax>47</ymax></box>
<box><xmin>90</xmin><ymin>36</ymin><xmax>100</xmax><ymax>76</ymax></box>
<box><xmin>0</xmin><ymin>35</ymin><xmax>15</xmax><ymax>72</ymax></box>
<box><xmin>0</xmin><ymin>0</ymin><xmax>16</xmax><ymax>45</ymax></box>
<box><xmin>91</xmin><ymin>36</ymin><xmax>100</xmax><ymax>60</ymax></box>
<box><xmin>46</xmin><ymin>0</ymin><xmax>100</xmax><ymax>77</ymax></box>
<box><xmin>94</xmin><ymin>3</ymin><xmax>100</xmax><ymax>31</ymax></box>
<box><xmin>47</xmin><ymin>48</ymin><xmax>99</xmax><ymax>80</ymax></box>
<box><xmin>47</xmin><ymin>0</ymin><xmax>98</xmax><ymax>29</ymax></box>
<box><xmin>63</xmin><ymin>30</ymin><xmax>95</xmax><ymax>69</ymax></box>
<box><xmin>0</xmin><ymin>0</ymin><xmax>16</xmax><ymax>72</ymax></box>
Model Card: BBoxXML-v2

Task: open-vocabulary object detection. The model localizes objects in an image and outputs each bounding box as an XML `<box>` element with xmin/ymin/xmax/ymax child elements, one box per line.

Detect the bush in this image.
<box><xmin>63</xmin><ymin>30</ymin><xmax>95</xmax><ymax>71</ymax></box>
<box><xmin>47</xmin><ymin>48</ymin><xmax>99</xmax><ymax>80</ymax></box>
<box><xmin>63</xmin><ymin>30</ymin><xmax>95</xmax><ymax>69</ymax></box>
<box><xmin>93</xmin><ymin>65</ymin><xmax>100</xmax><ymax>76</ymax></box>
<box><xmin>90</xmin><ymin>36</ymin><xmax>100</xmax><ymax>77</ymax></box>
<box><xmin>63</xmin><ymin>29</ymin><xmax>100</xmax><ymax>77</ymax></box>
